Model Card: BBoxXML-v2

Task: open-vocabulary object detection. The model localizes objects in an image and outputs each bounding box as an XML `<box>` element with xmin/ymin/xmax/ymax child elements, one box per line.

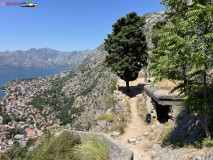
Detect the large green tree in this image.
<box><xmin>149</xmin><ymin>0</ymin><xmax>213</xmax><ymax>139</ymax></box>
<box><xmin>104</xmin><ymin>12</ymin><xmax>147</xmax><ymax>92</ymax></box>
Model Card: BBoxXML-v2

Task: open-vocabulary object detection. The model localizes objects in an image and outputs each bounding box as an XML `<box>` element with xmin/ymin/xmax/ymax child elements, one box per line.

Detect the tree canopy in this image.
<box><xmin>104</xmin><ymin>12</ymin><xmax>147</xmax><ymax>92</ymax></box>
<box><xmin>149</xmin><ymin>0</ymin><xmax>213</xmax><ymax>139</ymax></box>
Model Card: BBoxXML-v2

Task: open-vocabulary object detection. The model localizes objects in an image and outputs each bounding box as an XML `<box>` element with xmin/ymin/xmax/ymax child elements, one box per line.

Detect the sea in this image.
<box><xmin>0</xmin><ymin>68</ymin><xmax>66</xmax><ymax>98</ymax></box>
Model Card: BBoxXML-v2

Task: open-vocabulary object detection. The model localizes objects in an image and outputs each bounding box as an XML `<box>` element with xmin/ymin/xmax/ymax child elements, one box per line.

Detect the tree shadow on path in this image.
<box><xmin>119</xmin><ymin>84</ymin><xmax>146</xmax><ymax>98</ymax></box>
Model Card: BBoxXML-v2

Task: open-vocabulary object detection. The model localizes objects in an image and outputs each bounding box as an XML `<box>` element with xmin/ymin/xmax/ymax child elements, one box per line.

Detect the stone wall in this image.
<box><xmin>65</xmin><ymin>130</ymin><xmax>133</xmax><ymax>160</ymax></box>
<box><xmin>143</xmin><ymin>85</ymin><xmax>183</xmax><ymax>121</ymax></box>
<box><xmin>113</xmin><ymin>90</ymin><xmax>130</xmax><ymax>120</ymax></box>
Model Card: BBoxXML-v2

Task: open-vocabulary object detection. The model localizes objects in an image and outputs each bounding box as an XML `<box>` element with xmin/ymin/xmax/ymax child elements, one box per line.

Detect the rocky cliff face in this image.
<box><xmin>0</xmin><ymin>48</ymin><xmax>91</xmax><ymax>69</ymax></box>
<box><xmin>62</xmin><ymin>44</ymin><xmax>117</xmax><ymax>124</ymax></box>
<box><xmin>142</xmin><ymin>10</ymin><xmax>167</xmax><ymax>52</ymax></box>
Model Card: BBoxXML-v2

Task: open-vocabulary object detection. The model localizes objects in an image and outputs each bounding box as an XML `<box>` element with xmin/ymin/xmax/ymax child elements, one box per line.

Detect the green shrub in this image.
<box><xmin>159</xmin><ymin>127</ymin><xmax>173</xmax><ymax>144</ymax></box>
<box><xmin>105</xmin><ymin>123</ymin><xmax>127</xmax><ymax>135</ymax></box>
<box><xmin>106</xmin><ymin>95</ymin><xmax>114</xmax><ymax>108</ymax></box>
<box><xmin>74</xmin><ymin>134</ymin><xmax>110</xmax><ymax>160</ymax></box>
<box><xmin>80</xmin><ymin>82</ymin><xmax>97</xmax><ymax>96</ymax></box>
<box><xmin>94</xmin><ymin>111</ymin><xmax>116</xmax><ymax>123</ymax></box>
<box><xmin>108</xmin><ymin>80</ymin><xmax>118</xmax><ymax>94</ymax></box>
<box><xmin>24</xmin><ymin>131</ymin><xmax>81</xmax><ymax>160</ymax></box>
<box><xmin>137</xmin><ymin>97</ymin><xmax>148</xmax><ymax>123</ymax></box>
<box><xmin>75</xmin><ymin>124</ymin><xmax>84</xmax><ymax>131</ymax></box>
<box><xmin>116</xmin><ymin>123</ymin><xmax>127</xmax><ymax>135</ymax></box>
<box><xmin>202</xmin><ymin>138</ymin><xmax>213</xmax><ymax>147</ymax></box>
<box><xmin>95</xmin><ymin>114</ymin><xmax>115</xmax><ymax>122</ymax></box>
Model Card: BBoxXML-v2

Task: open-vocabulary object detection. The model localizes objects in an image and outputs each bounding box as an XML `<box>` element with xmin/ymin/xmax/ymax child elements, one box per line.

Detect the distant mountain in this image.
<box><xmin>0</xmin><ymin>48</ymin><xmax>91</xmax><ymax>69</ymax></box>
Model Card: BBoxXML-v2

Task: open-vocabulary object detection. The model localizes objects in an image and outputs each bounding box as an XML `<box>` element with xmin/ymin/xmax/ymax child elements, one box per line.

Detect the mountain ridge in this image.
<box><xmin>0</xmin><ymin>48</ymin><xmax>91</xmax><ymax>69</ymax></box>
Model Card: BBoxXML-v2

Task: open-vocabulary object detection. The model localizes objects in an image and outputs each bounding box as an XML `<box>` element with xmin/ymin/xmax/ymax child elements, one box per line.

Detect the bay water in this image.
<box><xmin>0</xmin><ymin>68</ymin><xmax>66</xmax><ymax>98</ymax></box>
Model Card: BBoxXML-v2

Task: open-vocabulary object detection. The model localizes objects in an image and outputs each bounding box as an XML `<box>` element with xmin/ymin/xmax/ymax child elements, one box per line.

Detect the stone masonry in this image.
<box><xmin>65</xmin><ymin>130</ymin><xmax>134</xmax><ymax>160</ymax></box>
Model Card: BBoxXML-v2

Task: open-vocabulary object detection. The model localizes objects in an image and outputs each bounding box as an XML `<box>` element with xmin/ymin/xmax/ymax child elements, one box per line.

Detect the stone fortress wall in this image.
<box><xmin>65</xmin><ymin>130</ymin><xmax>134</xmax><ymax>160</ymax></box>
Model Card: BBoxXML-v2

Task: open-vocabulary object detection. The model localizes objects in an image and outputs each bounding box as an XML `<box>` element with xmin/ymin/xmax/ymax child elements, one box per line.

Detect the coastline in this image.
<box><xmin>0</xmin><ymin>68</ymin><xmax>67</xmax><ymax>98</ymax></box>
<box><xmin>0</xmin><ymin>69</ymin><xmax>71</xmax><ymax>150</ymax></box>
<box><xmin>0</xmin><ymin>90</ymin><xmax>6</xmax><ymax>98</ymax></box>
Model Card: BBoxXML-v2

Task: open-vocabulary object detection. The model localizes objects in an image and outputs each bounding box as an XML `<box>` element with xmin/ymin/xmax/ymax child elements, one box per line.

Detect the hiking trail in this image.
<box><xmin>116</xmin><ymin>78</ymin><xmax>153</xmax><ymax>160</ymax></box>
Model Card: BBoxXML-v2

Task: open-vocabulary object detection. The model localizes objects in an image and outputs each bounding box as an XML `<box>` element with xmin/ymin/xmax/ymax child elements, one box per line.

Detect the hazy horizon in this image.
<box><xmin>0</xmin><ymin>0</ymin><xmax>164</xmax><ymax>52</ymax></box>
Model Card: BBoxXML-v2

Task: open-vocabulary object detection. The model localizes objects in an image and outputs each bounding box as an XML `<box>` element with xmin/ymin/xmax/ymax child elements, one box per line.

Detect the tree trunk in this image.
<box><xmin>126</xmin><ymin>81</ymin><xmax>130</xmax><ymax>92</ymax></box>
<box><xmin>198</xmin><ymin>114</ymin><xmax>211</xmax><ymax>139</ymax></box>
<box><xmin>144</xmin><ymin>72</ymin><xmax>147</xmax><ymax>82</ymax></box>
<box><xmin>204</xmin><ymin>113</ymin><xmax>211</xmax><ymax>139</ymax></box>
<box><xmin>203</xmin><ymin>66</ymin><xmax>211</xmax><ymax>138</ymax></box>
<box><xmin>203</xmin><ymin>69</ymin><xmax>207</xmax><ymax>103</ymax></box>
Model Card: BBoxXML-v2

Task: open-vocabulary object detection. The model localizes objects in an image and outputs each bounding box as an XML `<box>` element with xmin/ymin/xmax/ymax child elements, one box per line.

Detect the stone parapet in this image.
<box><xmin>65</xmin><ymin>130</ymin><xmax>133</xmax><ymax>160</ymax></box>
<box><xmin>144</xmin><ymin>85</ymin><xmax>183</xmax><ymax>106</ymax></box>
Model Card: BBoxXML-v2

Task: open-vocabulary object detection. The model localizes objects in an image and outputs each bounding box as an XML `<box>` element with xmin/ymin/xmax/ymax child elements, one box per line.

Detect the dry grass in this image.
<box><xmin>94</xmin><ymin>109</ymin><xmax>116</xmax><ymax>123</ymax></box>
<box><xmin>137</xmin><ymin>96</ymin><xmax>148</xmax><ymax>123</ymax></box>
<box><xmin>154</xmin><ymin>79</ymin><xmax>182</xmax><ymax>91</ymax></box>
<box><xmin>74</xmin><ymin>134</ymin><xmax>110</xmax><ymax>160</ymax></box>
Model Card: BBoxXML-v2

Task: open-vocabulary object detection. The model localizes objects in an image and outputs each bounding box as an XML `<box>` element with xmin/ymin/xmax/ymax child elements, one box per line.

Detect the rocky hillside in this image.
<box><xmin>0</xmin><ymin>48</ymin><xmax>91</xmax><ymax>69</ymax></box>
<box><xmin>29</xmin><ymin>10</ymin><xmax>168</xmax><ymax>126</ymax></box>
<box><xmin>142</xmin><ymin>10</ymin><xmax>167</xmax><ymax>53</ymax></box>
<box><xmin>61</xmin><ymin>11</ymin><xmax>167</xmax><ymax>124</ymax></box>
<box><xmin>62</xmin><ymin>44</ymin><xmax>117</xmax><ymax>124</ymax></box>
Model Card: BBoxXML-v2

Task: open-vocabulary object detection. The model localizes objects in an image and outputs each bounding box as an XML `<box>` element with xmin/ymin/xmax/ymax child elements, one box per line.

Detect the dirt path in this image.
<box><xmin>116</xmin><ymin>78</ymin><xmax>153</xmax><ymax>160</ymax></box>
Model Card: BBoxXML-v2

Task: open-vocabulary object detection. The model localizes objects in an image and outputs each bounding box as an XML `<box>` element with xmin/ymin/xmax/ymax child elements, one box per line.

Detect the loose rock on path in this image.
<box><xmin>116</xmin><ymin>78</ymin><xmax>154</xmax><ymax>160</ymax></box>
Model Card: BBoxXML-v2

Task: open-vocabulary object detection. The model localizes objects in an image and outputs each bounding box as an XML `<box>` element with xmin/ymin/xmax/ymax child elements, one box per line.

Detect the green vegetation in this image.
<box><xmin>152</xmin><ymin>21</ymin><xmax>167</xmax><ymax>47</ymax></box>
<box><xmin>1</xmin><ymin>113</ymin><xmax>12</xmax><ymax>124</ymax></box>
<box><xmin>0</xmin><ymin>106</ymin><xmax>12</xmax><ymax>124</ymax></box>
<box><xmin>159</xmin><ymin>127</ymin><xmax>173</xmax><ymax>145</ymax></box>
<box><xmin>80</xmin><ymin>82</ymin><xmax>97</xmax><ymax>96</ymax></box>
<box><xmin>202</xmin><ymin>138</ymin><xmax>213</xmax><ymax>147</ymax></box>
<box><xmin>106</xmin><ymin>80</ymin><xmax>118</xmax><ymax>108</ymax></box>
<box><xmin>74</xmin><ymin>124</ymin><xmax>84</xmax><ymax>131</ymax></box>
<box><xmin>104</xmin><ymin>12</ymin><xmax>147</xmax><ymax>92</ymax></box>
<box><xmin>2</xmin><ymin>139</ymin><xmax>36</xmax><ymax>160</ymax></box>
<box><xmin>94</xmin><ymin>109</ymin><xmax>127</xmax><ymax>135</ymax></box>
<box><xmin>3</xmin><ymin>142</ymin><xmax>28</xmax><ymax>160</ymax></box>
<box><xmin>105</xmin><ymin>123</ymin><xmax>127</xmax><ymax>135</ymax></box>
<box><xmin>108</xmin><ymin>80</ymin><xmax>117</xmax><ymax>94</ymax></box>
<box><xmin>29</xmin><ymin>72</ymin><xmax>83</xmax><ymax>125</ymax></box>
<box><xmin>74</xmin><ymin>134</ymin><xmax>110</xmax><ymax>160</ymax></box>
<box><xmin>6</xmin><ymin>128</ymin><xmax>26</xmax><ymax>139</ymax></box>
<box><xmin>24</xmin><ymin>130</ymin><xmax>81</xmax><ymax>160</ymax></box>
<box><xmin>137</xmin><ymin>96</ymin><xmax>148</xmax><ymax>123</ymax></box>
<box><xmin>149</xmin><ymin>0</ymin><xmax>213</xmax><ymax>139</ymax></box>
<box><xmin>94</xmin><ymin>112</ymin><xmax>116</xmax><ymax>123</ymax></box>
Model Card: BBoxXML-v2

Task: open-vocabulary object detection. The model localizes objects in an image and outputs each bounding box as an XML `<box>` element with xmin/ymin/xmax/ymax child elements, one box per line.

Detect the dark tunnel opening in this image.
<box><xmin>155</xmin><ymin>102</ymin><xmax>171</xmax><ymax>123</ymax></box>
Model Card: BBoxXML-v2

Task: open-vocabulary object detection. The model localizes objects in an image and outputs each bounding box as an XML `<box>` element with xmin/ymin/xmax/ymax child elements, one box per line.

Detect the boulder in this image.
<box><xmin>144</xmin><ymin>132</ymin><xmax>149</xmax><ymax>137</ymax></box>
<box><xmin>137</xmin><ymin>136</ymin><xmax>142</xmax><ymax>141</ymax></box>
<box><xmin>151</xmin><ymin>125</ymin><xmax>157</xmax><ymax>132</ymax></box>
<box><xmin>152</xmin><ymin>144</ymin><xmax>162</xmax><ymax>153</ymax></box>
<box><xmin>128</xmin><ymin>137</ymin><xmax>137</xmax><ymax>143</ymax></box>
<box><xmin>109</xmin><ymin>131</ymin><xmax>120</xmax><ymax>139</ymax></box>
<box><xmin>193</xmin><ymin>152</ymin><xmax>213</xmax><ymax>160</ymax></box>
<box><xmin>171</xmin><ymin>109</ymin><xmax>204</xmax><ymax>144</ymax></box>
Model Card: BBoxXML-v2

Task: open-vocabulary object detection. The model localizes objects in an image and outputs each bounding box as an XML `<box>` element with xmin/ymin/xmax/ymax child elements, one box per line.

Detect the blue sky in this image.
<box><xmin>0</xmin><ymin>0</ymin><xmax>165</xmax><ymax>52</ymax></box>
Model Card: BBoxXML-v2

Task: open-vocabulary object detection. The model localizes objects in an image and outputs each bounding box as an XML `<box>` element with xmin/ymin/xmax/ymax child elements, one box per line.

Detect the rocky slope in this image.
<box><xmin>25</xmin><ymin>10</ymin><xmax>168</xmax><ymax>126</ymax></box>
<box><xmin>61</xmin><ymin>10</ymin><xmax>168</xmax><ymax>125</ymax></box>
<box><xmin>0</xmin><ymin>48</ymin><xmax>91</xmax><ymax>69</ymax></box>
<box><xmin>62</xmin><ymin>44</ymin><xmax>117</xmax><ymax>124</ymax></box>
<box><xmin>142</xmin><ymin>10</ymin><xmax>167</xmax><ymax>53</ymax></box>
